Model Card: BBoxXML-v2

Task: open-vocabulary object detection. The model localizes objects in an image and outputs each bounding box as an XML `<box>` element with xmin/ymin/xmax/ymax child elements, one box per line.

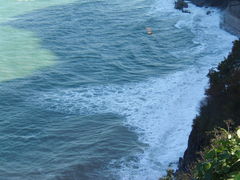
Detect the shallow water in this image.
<box><xmin>0</xmin><ymin>0</ymin><xmax>236</xmax><ymax>179</ymax></box>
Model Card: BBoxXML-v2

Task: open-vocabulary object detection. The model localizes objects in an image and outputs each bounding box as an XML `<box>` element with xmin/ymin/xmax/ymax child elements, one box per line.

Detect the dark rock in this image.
<box><xmin>175</xmin><ymin>0</ymin><xmax>188</xmax><ymax>10</ymax></box>
<box><xmin>190</xmin><ymin>0</ymin><xmax>229</xmax><ymax>8</ymax></box>
<box><xmin>206</xmin><ymin>10</ymin><xmax>211</xmax><ymax>15</ymax></box>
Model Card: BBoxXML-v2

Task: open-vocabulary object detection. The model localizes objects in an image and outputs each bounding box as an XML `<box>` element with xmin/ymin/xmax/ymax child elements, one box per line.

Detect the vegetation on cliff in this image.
<box><xmin>161</xmin><ymin>128</ymin><xmax>240</xmax><ymax>180</ymax></box>
<box><xmin>179</xmin><ymin>40</ymin><xmax>240</xmax><ymax>173</ymax></box>
<box><xmin>175</xmin><ymin>39</ymin><xmax>240</xmax><ymax>179</ymax></box>
<box><xmin>194</xmin><ymin>128</ymin><xmax>240</xmax><ymax>180</ymax></box>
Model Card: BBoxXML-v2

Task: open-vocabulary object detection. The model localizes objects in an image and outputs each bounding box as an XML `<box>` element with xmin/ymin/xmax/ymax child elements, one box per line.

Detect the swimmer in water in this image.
<box><xmin>146</xmin><ymin>27</ymin><xmax>153</xmax><ymax>35</ymax></box>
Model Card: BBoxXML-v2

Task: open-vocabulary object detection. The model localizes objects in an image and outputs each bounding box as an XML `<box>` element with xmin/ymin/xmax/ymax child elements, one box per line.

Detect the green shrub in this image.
<box><xmin>194</xmin><ymin>128</ymin><xmax>240</xmax><ymax>180</ymax></box>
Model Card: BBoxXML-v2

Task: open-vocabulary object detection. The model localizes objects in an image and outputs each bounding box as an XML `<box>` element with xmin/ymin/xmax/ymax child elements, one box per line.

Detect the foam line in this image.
<box><xmin>29</xmin><ymin>0</ymin><xmax>237</xmax><ymax>179</ymax></box>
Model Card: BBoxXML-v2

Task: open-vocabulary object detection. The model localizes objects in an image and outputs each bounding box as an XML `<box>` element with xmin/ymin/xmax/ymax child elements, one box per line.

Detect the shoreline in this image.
<box><xmin>191</xmin><ymin>0</ymin><xmax>240</xmax><ymax>37</ymax></box>
<box><xmin>175</xmin><ymin>0</ymin><xmax>240</xmax><ymax>177</ymax></box>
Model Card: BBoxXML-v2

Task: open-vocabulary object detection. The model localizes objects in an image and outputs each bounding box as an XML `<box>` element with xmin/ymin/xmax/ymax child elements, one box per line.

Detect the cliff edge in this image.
<box><xmin>178</xmin><ymin>40</ymin><xmax>240</xmax><ymax>173</ymax></box>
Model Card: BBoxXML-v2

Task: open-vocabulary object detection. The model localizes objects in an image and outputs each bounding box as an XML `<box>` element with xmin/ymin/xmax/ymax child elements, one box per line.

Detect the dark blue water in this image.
<box><xmin>0</xmin><ymin>0</ymin><xmax>236</xmax><ymax>179</ymax></box>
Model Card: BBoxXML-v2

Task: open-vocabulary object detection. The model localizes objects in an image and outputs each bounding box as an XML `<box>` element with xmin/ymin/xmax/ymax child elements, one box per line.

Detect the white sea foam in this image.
<box><xmin>34</xmin><ymin>67</ymin><xmax>208</xmax><ymax>177</ymax></box>
<box><xmin>32</xmin><ymin>1</ymin><xmax>236</xmax><ymax>179</ymax></box>
<box><xmin>114</xmin><ymin>2</ymin><xmax>236</xmax><ymax>179</ymax></box>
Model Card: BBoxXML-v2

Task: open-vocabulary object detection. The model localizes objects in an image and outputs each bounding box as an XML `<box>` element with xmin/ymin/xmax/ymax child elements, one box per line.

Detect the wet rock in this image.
<box><xmin>174</xmin><ymin>0</ymin><xmax>188</xmax><ymax>10</ymax></box>
<box><xmin>206</xmin><ymin>10</ymin><xmax>211</xmax><ymax>15</ymax></box>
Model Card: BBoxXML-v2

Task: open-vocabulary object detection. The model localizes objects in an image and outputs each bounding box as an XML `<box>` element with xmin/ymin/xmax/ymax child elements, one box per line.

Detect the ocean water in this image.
<box><xmin>0</xmin><ymin>0</ymin><xmax>236</xmax><ymax>179</ymax></box>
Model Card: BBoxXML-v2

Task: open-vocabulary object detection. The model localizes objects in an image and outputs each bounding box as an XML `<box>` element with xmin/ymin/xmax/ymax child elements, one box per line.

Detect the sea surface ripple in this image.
<box><xmin>0</xmin><ymin>0</ymin><xmax>236</xmax><ymax>179</ymax></box>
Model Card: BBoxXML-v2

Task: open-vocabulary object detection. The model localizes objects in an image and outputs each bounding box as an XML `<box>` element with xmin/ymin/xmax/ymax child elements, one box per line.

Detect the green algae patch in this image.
<box><xmin>0</xmin><ymin>26</ymin><xmax>56</xmax><ymax>81</ymax></box>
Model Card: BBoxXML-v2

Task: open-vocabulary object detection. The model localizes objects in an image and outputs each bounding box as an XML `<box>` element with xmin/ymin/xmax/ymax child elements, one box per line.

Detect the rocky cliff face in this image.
<box><xmin>189</xmin><ymin>0</ymin><xmax>240</xmax><ymax>37</ymax></box>
<box><xmin>177</xmin><ymin>0</ymin><xmax>240</xmax><ymax>172</ymax></box>
<box><xmin>190</xmin><ymin>0</ymin><xmax>228</xmax><ymax>8</ymax></box>
<box><xmin>222</xmin><ymin>1</ymin><xmax>240</xmax><ymax>37</ymax></box>
<box><xmin>178</xmin><ymin>40</ymin><xmax>240</xmax><ymax>173</ymax></box>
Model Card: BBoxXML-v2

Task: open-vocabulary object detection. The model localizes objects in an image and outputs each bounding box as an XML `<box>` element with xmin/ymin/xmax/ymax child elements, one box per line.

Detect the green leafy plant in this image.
<box><xmin>194</xmin><ymin>128</ymin><xmax>240</xmax><ymax>180</ymax></box>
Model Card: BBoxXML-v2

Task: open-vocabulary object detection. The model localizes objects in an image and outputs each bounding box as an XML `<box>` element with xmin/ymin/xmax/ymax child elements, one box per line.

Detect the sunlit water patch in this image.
<box><xmin>0</xmin><ymin>0</ymin><xmax>76</xmax><ymax>81</ymax></box>
<box><xmin>0</xmin><ymin>26</ymin><xmax>55</xmax><ymax>81</ymax></box>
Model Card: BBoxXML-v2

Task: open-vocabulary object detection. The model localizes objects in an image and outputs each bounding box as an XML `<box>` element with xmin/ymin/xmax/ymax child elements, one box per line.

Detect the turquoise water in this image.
<box><xmin>0</xmin><ymin>0</ymin><xmax>236</xmax><ymax>179</ymax></box>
